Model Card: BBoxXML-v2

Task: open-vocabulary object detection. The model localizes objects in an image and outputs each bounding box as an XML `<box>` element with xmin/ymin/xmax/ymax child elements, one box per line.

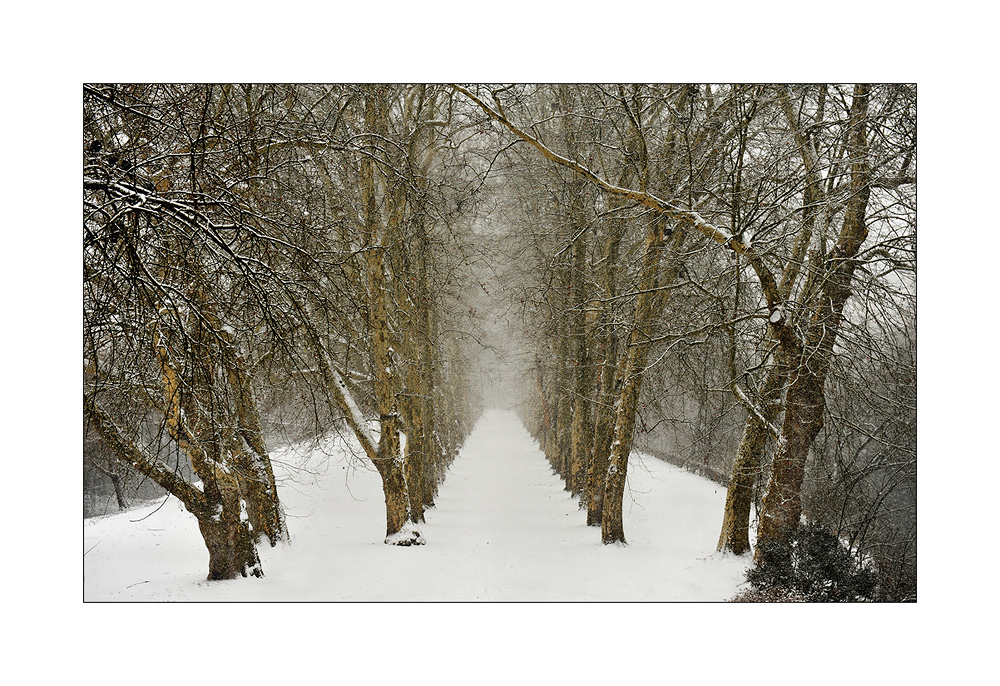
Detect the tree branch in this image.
<box><xmin>451</xmin><ymin>83</ymin><xmax>800</xmax><ymax>354</ymax></box>
<box><xmin>84</xmin><ymin>395</ymin><xmax>214</xmax><ymax>520</ymax></box>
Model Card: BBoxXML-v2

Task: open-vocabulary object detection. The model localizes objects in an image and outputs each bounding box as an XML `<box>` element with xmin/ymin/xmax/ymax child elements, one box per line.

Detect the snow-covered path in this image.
<box><xmin>84</xmin><ymin>409</ymin><xmax>751</xmax><ymax>601</ymax></box>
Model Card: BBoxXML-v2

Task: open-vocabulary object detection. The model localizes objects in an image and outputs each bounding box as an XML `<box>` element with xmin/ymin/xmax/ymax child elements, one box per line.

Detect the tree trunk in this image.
<box><xmin>109</xmin><ymin>470</ymin><xmax>128</xmax><ymax>511</ymax></box>
<box><xmin>601</xmin><ymin>367</ymin><xmax>640</xmax><ymax>544</ymax></box>
<box><xmin>586</xmin><ymin>342</ymin><xmax>618</xmax><ymax>526</ymax></box>
<box><xmin>416</xmin><ymin>214</ymin><xmax>440</xmax><ymax>512</ymax></box>
<box><xmin>601</xmin><ymin>219</ymin><xmax>681</xmax><ymax>544</ymax></box>
<box><xmin>755</xmin><ymin>84</ymin><xmax>872</xmax><ymax>555</ymax></box>
<box><xmin>229</xmin><ymin>443</ymin><xmax>286</xmax><ymax>547</ymax></box>
<box><xmin>717</xmin><ymin>85</ymin><xmax>836</xmax><ymax>556</ymax></box>
<box><xmin>600</xmin><ymin>316</ymin><xmax>660</xmax><ymax>544</ymax></box>
<box><xmin>403</xmin><ymin>359</ymin><xmax>427</xmax><ymax>524</ymax></box>
<box><xmin>196</xmin><ymin>446</ymin><xmax>265</xmax><ymax>580</ymax></box>
<box><xmin>717</xmin><ymin>391</ymin><xmax>776</xmax><ymax>554</ymax></box>
<box><xmin>586</xmin><ymin>208</ymin><xmax>626</xmax><ymax>526</ymax></box>
<box><xmin>557</xmin><ymin>384</ymin><xmax>573</xmax><ymax>483</ymax></box>
<box><xmin>361</xmin><ymin>85</ymin><xmax>421</xmax><ymax>545</ymax></box>
<box><xmin>717</xmin><ymin>365</ymin><xmax>783</xmax><ymax>554</ymax></box>
<box><xmin>224</xmin><ymin>349</ymin><xmax>287</xmax><ymax>546</ymax></box>
<box><xmin>756</xmin><ymin>366</ymin><xmax>827</xmax><ymax>549</ymax></box>
<box><xmin>85</xmin><ymin>395</ymin><xmax>263</xmax><ymax>579</ymax></box>
<box><xmin>374</xmin><ymin>433</ymin><xmax>414</xmax><ymax>540</ymax></box>
<box><xmin>569</xmin><ymin>366</ymin><xmax>593</xmax><ymax>498</ymax></box>
<box><xmin>567</xmin><ymin>227</ymin><xmax>593</xmax><ymax>499</ymax></box>
<box><xmin>197</xmin><ymin>496</ymin><xmax>264</xmax><ymax>580</ymax></box>
<box><xmin>420</xmin><ymin>345</ymin><xmax>441</xmax><ymax>510</ymax></box>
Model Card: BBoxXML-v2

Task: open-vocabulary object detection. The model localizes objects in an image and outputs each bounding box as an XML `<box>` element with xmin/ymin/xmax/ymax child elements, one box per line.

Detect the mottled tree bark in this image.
<box><xmin>601</xmin><ymin>366</ymin><xmax>642</xmax><ymax>544</ymax></box>
<box><xmin>198</xmin><ymin>483</ymin><xmax>264</xmax><ymax>580</ymax></box>
<box><xmin>223</xmin><ymin>340</ymin><xmax>287</xmax><ymax>546</ymax></box>
<box><xmin>361</xmin><ymin>85</ymin><xmax>420</xmax><ymax>544</ymax></box>
<box><xmin>586</xmin><ymin>177</ymin><xmax>628</xmax><ymax>526</ymax></box>
<box><xmin>568</xmin><ymin>350</ymin><xmax>594</xmax><ymax>498</ymax></box>
<box><xmin>602</xmin><ymin>220</ymin><xmax>684</xmax><ymax>544</ymax></box>
<box><xmin>586</xmin><ymin>333</ymin><xmax>619</xmax><ymax>526</ymax></box>
<box><xmin>402</xmin><ymin>359</ymin><xmax>427</xmax><ymax>525</ymax></box>
<box><xmin>420</xmin><ymin>297</ymin><xmax>443</xmax><ymax>510</ymax></box>
<box><xmin>85</xmin><ymin>395</ymin><xmax>263</xmax><ymax>580</ymax></box>
<box><xmin>756</xmin><ymin>85</ymin><xmax>872</xmax><ymax>555</ymax></box>
<box><xmin>717</xmin><ymin>382</ymin><xmax>778</xmax><ymax>554</ymax></box>
<box><xmin>560</xmin><ymin>92</ymin><xmax>593</xmax><ymax>499</ymax></box>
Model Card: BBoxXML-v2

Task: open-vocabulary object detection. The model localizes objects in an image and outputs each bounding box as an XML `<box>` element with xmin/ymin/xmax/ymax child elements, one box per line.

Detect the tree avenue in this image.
<box><xmin>453</xmin><ymin>84</ymin><xmax>915</xmax><ymax>598</ymax></box>
<box><xmin>85</xmin><ymin>84</ymin><xmax>479</xmax><ymax>578</ymax></box>
<box><xmin>85</xmin><ymin>84</ymin><xmax>915</xmax><ymax>599</ymax></box>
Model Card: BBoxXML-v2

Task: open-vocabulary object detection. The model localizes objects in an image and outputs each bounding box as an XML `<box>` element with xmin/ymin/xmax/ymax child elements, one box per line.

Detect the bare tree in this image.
<box><xmin>455</xmin><ymin>84</ymin><xmax>915</xmax><ymax>566</ymax></box>
<box><xmin>258</xmin><ymin>84</ymin><xmax>483</xmax><ymax>544</ymax></box>
<box><xmin>84</xmin><ymin>84</ymin><xmax>294</xmax><ymax>578</ymax></box>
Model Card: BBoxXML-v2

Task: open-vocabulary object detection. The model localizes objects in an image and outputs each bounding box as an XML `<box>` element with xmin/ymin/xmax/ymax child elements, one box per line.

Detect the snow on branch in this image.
<box><xmin>451</xmin><ymin>84</ymin><xmax>798</xmax><ymax>351</ymax></box>
<box><xmin>330</xmin><ymin>360</ymin><xmax>378</xmax><ymax>459</ymax></box>
<box><xmin>730</xmin><ymin>383</ymin><xmax>781</xmax><ymax>440</ymax></box>
<box><xmin>84</xmin><ymin>394</ymin><xmax>214</xmax><ymax>519</ymax></box>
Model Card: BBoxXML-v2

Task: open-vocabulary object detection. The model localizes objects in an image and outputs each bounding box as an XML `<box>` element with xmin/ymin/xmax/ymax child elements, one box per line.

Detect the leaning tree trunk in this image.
<box><xmin>601</xmin><ymin>361</ymin><xmax>644</xmax><ymax>544</ymax></box>
<box><xmin>756</xmin><ymin>84</ymin><xmax>872</xmax><ymax>555</ymax></box>
<box><xmin>718</xmin><ymin>86</ymin><xmax>834</xmax><ymax>556</ymax></box>
<box><xmin>717</xmin><ymin>365</ymin><xmax>783</xmax><ymax>555</ymax></box>
<box><xmin>108</xmin><ymin>467</ymin><xmax>128</xmax><ymax>511</ymax></box>
<box><xmin>601</xmin><ymin>219</ymin><xmax>681</xmax><ymax>544</ymax></box>
<box><xmin>223</xmin><ymin>343</ymin><xmax>287</xmax><ymax>546</ymax></box>
<box><xmin>717</xmin><ymin>414</ymin><xmax>772</xmax><ymax>555</ymax></box>
<box><xmin>754</xmin><ymin>366</ymin><xmax>819</xmax><ymax>546</ymax></box>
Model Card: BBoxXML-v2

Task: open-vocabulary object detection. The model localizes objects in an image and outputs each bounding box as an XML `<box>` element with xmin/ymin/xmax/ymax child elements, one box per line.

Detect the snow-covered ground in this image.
<box><xmin>84</xmin><ymin>409</ymin><xmax>752</xmax><ymax>601</ymax></box>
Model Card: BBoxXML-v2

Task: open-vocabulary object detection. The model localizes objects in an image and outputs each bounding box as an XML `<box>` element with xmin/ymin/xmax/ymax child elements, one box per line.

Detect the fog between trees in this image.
<box><xmin>84</xmin><ymin>84</ymin><xmax>915</xmax><ymax>599</ymax></box>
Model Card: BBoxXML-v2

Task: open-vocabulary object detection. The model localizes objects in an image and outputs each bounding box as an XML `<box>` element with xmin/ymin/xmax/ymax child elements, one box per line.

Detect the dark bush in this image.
<box><xmin>738</xmin><ymin>522</ymin><xmax>878</xmax><ymax>602</ymax></box>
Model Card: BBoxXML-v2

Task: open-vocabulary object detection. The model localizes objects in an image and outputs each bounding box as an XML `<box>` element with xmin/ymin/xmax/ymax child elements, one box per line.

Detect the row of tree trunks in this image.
<box><xmin>523</xmin><ymin>220</ymin><xmax>685</xmax><ymax>545</ymax></box>
<box><xmin>477</xmin><ymin>83</ymin><xmax>876</xmax><ymax>558</ymax></box>
<box><xmin>84</xmin><ymin>83</ymin><xmax>479</xmax><ymax>581</ymax></box>
<box><xmin>512</xmin><ymin>86</ymin><xmax>694</xmax><ymax>545</ymax></box>
<box><xmin>314</xmin><ymin>84</ymin><xmax>473</xmax><ymax>545</ymax></box>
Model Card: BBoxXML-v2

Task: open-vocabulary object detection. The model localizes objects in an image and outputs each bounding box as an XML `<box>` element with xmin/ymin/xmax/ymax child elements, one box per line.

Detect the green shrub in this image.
<box><xmin>740</xmin><ymin>522</ymin><xmax>878</xmax><ymax>602</ymax></box>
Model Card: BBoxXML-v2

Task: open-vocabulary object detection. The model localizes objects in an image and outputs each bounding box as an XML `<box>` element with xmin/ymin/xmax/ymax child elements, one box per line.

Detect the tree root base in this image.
<box><xmin>385</xmin><ymin>525</ymin><xmax>426</xmax><ymax>546</ymax></box>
